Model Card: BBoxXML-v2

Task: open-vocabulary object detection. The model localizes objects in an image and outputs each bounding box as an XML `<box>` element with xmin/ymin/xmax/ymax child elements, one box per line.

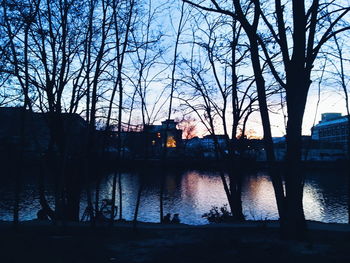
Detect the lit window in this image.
<box><xmin>166</xmin><ymin>136</ymin><xmax>176</xmax><ymax>148</ymax></box>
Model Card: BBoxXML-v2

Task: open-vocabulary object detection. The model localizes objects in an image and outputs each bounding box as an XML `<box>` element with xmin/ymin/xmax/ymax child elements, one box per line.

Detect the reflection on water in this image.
<box><xmin>0</xmin><ymin>169</ymin><xmax>348</xmax><ymax>224</ymax></box>
<box><xmin>242</xmin><ymin>173</ymin><xmax>279</xmax><ymax>220</ymax></box>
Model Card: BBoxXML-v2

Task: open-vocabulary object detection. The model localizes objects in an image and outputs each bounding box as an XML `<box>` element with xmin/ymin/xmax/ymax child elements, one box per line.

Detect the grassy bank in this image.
<box><xmin>0</xmin><ymin>220</ymin><xmax>349</xmax><ymax>263</ymax></box>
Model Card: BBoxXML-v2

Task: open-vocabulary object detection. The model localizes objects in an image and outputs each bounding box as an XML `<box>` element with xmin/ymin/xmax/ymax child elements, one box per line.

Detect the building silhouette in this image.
<box><xmin>311</xmin><ymin>113</ymin><xmax>349</xmax><ymax>145</ymax></box>
<box><xmin>0</xmin><ymin>107</ymin><xmax>87</xmax><ymax>159</ymax></box>
<box><xmin>109</xmin><ymin>119</ymin><xmax>183</xmax><ymax>159</ymax></box>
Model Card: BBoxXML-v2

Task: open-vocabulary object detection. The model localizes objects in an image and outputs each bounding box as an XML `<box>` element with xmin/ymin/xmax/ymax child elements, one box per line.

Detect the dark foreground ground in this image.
<box><xmin>1</xmin><ymin>220</ymin><xmax>350</xmax><ymax>263</ymax></box>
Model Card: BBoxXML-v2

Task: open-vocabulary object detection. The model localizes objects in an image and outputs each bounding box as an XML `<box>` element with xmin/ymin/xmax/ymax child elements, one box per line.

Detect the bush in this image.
<box><xmin>202</xmin><ymin>204</ymin><xmax>235</xmax><ymax>223</ymax></box>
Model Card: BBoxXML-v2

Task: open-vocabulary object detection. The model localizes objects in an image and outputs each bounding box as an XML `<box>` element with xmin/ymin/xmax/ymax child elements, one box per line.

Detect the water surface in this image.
<box><xmin>0</xmin><ymin>169</ymin><xmax>348</xmax><ymax>224</ymax></box>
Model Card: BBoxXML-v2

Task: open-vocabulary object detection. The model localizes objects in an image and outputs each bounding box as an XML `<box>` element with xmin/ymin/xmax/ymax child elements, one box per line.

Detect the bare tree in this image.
<box><xmin>183</xmin><ymin>0</ymin><xmax>350</xmax><ymax>239</ymax></box>
<box><xmin>109</xmin><ymin>0</ymin><xmax>136</xmax><ymax>224</ymax></box>
<box><xmin>1</xmin><ymin>0</ymin><xmax>47</xmax><ymax>226</ymax></box>
<box><xmin>179</xmin><ymin>4</ymin><xmax>271</xmax><ymax>220</ymax></box>
<box><xmin>183</xmin><ymin>0</ymin><xmax>286</xmax><ymax>228</ymax></box>
<box><xmin>128</xmin><ymin>0</ymin><xmax>171</xmax><ymax>226</ymax></box>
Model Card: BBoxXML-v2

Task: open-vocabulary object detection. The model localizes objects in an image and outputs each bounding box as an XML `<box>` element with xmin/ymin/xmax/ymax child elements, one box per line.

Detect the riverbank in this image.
<box><xmin>1</xmin><ymin>220</ymin><xmax>349</xmax><ymax>263</ymax></box>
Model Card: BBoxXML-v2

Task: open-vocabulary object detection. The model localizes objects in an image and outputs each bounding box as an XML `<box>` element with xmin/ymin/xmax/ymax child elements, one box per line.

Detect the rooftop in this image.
<box><xmin>314</xmin><ymin>115</ymin><xmax>348</xmax><ymax>128</ymax></box>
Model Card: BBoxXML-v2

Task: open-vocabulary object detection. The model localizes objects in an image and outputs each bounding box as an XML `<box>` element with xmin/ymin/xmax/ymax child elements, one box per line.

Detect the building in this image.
<box><xmin>118</xmin><ymin>119</ymin><xmax>183</xmax><ymax>159</ymax></box>
<box><xmin>311</xmin><ymin>113</ymin><xmax>349</xmax><ymax>144</ymax></box>
<box><xmin>144</xmin><ymin>119</ymin><xmax>182</xmax><ymax>148</ymax></box>
<box><xmin>271</xmin><ymin>136</ymin><xmax>346</xmax><ymax>161</ymax></box>
<box><xmin>266</xmin><ymin>114</ymin><xmax>350</xmax><ymax>161</ymax></box>
<box><xmin>184</xmin><ymin>134</ymin><xmax>230</xmax><ymax>159</ymax></box>
<box><xmin>0</xmin><ymin>107</ymin><xmax>88</xmax><ymax>158</ymax></box>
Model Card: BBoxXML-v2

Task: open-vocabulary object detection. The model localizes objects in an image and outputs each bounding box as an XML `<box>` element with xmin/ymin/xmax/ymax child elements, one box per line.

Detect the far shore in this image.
<box><xmin>1</xmin><ymin>157</ymin><xmax>347</xmax><ymax>173</ymax></box>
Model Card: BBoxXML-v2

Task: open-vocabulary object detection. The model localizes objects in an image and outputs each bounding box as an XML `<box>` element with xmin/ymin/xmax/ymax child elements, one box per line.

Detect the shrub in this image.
<box><xmin>202</xmin><ymin>204</ymin><xmax>235</xmax><ymax>223</ymax></box>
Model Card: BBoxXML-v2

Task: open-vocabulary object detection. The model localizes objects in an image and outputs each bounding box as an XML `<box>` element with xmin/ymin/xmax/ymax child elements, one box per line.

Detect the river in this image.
<box><xmin>0</xmin><ymin>169</ymin><xmax>348</xmax><ymax>224</ymax></box>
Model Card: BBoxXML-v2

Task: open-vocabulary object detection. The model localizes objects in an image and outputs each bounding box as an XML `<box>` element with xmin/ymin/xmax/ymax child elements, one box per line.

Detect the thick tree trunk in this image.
<box><xmin>284</xmin><ymin>76</ymin><xmax>309</xmax><ymax>239</ymax></box>
<box><xmin>228</xmin><ymin>164</ymin><xmax>244</xmax><ymax>221</ymax></box>
<box><xmin>65</xmin><ymin>164</ymin><xmax>81</xmax><ymax>221</ymax></box>
<box><xmin>284</xmin><ymin>117</ymin><xmax>306</xmax><ymax>238</ymax></box>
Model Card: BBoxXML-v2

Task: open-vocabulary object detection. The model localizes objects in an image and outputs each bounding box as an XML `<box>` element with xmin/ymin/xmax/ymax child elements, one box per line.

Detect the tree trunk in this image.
<box><xmin>347</xmin><ymin>116</ymin><xmax>350</xmax><ymax>224</ymax></box>
<box><xmin>133</xmin><ymin>179</ymin><xmax>143</xmax><ymax>230</ymax></box>
<box><xmin>39</xmin><ymin>159</ymin><xmax>56</xmax><ymax>220</ymax></box>
<box><xmin>110</xmin><ymin>172</ymin><xmax>118</xmax><ymax>224</ymax></box>
<box><xmin>249</xmin><ymin>39</ymin><xmax>286</xmax><ymax>223</ymax></box>
<box><xmin>284</xmin><ymin>76</ymin><xmax>309</xmax><ymax>239</ymax></box>
<box><xmin>160</xmin><ymin>172</ymin><xmax>165</xmax><ymax>223</ymax></box>
<box><xmin>118</xmin><ymin>172</ymin><xmax>123</xmax><ymax>220</ymax></box>
<box><xmin>228</xmin><ymin>165</ymin><xmax>244</xmax><ymax>221</ymax></box>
